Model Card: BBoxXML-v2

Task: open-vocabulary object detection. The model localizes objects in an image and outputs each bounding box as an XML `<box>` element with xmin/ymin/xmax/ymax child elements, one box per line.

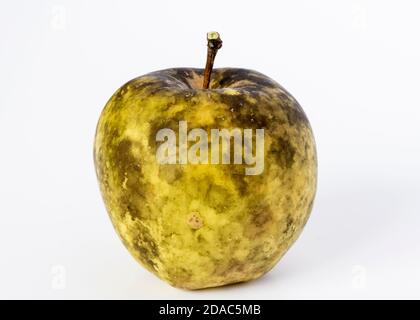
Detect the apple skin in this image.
<box><xmin>94</xmin><ymin>68</ymin><xmax>317</xmax><ymax>289</ymax></box>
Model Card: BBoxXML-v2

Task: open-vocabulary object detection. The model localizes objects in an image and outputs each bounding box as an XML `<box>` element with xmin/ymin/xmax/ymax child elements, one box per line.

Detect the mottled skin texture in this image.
<box><xmin>94</xmin><ymin>68</ymin><xmax>317</xmax><ymax>289</ymax></box>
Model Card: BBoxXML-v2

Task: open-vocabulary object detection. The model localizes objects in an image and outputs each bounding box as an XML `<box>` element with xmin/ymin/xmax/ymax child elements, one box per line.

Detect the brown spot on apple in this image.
<box><xmin>187</xmin><ymin>212</ymin><xmax>204</xmax><ymax>230</ymax></box>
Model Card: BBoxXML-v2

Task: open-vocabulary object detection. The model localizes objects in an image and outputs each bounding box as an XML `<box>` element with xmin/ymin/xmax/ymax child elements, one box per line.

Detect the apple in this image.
<box><xmin>94</xmin><ymin>32</ymin><xmax>317</xmax><ymax>289</ymax></box>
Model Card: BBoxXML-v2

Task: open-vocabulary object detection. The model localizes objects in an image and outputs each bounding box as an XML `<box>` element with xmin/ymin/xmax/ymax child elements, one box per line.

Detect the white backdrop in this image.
<box><xmin>1</xmin><ymin>0</ymin><xmax>419</xmax><ymax>299</ymax></box>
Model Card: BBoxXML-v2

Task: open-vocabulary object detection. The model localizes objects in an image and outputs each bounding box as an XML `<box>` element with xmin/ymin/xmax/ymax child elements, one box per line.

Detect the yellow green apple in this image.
<box><xmin>94</xmin><ymin>32</ymin><xmax>317</xmax><ymax>289</ymax></box>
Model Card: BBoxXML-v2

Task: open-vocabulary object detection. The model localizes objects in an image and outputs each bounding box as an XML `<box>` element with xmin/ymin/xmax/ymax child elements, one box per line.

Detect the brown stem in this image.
<box><xmin>203</xmin><ymin>32</ymin><xmax>222</xmax><ymax>89</ymax></box>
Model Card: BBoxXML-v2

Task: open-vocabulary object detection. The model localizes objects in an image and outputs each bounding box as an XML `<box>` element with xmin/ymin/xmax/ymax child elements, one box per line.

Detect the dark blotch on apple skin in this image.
<box><xmin>113</xmin><ymin>140</ymin><xmax>145</xmax><ymax>190</ymax></box>
<box><xmin>215</xmin><ymin>68</ymin><xmax>310</xmax><ymax>129</ymax></box>
<box><xmin>284</xmin><ymin>215</ymin><xmax>294</xmax><ymax>234</ymax></box>
<box><xmin>251</xmin><ymin>205</ymin><xmax>273</xmax><ymax>228</ymax></box>
<box><xmin>130</xmin><ymin>227</ymin><xmax>160</xmax><ymax>271</ymax></box>
<box><xmin>213</xmin><ymin>258</ymin><xmax>246</xmax><ymax>277</ymax></box>
<box><xmin>108</xmin><ymin>140</ymin><xmax>144</xmax><ymax>215</ymax></box>
<box><xmin>114</xmin><ymin>140</ymin><xmax>135</xmax><ymax>170</ymax></box>
<box><xmin>99</xmin><ymin>138</ymin><xmax>161</xmax><ymax>270</ymax></box>
<box><xmin>269</xmin><ymin>136</ymin><xmax>296</xmax><ymax>169</ymax></box>
<box><xmin>279</xmin><ymin>95</ymin><xmax>310</xmax><ymax>126</ymax></box>
<box><xmin>217</xmin><ymin>68</ymin><xmax>278</xmax><ymax>89</ymax></box>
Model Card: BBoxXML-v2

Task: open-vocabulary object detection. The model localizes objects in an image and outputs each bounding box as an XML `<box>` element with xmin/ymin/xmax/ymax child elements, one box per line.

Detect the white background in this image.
<box><xmin>0</xmin><ymin>0</ymin><xmax>419</xmax><ymax>299</ymax></box>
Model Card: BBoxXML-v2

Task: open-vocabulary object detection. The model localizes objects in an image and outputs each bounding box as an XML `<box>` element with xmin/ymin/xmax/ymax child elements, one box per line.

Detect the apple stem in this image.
<box><xmin>203</xmin><ymin>32</ymin><xmax>223</xmax><ymax>89</ymax></box>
